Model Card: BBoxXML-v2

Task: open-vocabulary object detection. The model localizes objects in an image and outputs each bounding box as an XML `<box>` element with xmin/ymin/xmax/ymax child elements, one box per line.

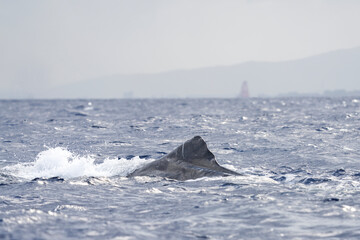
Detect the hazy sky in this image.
<box><xmin>1</xmin><ymin>0</ymin><xmax>360</xmax><ymax>97</ymax></box>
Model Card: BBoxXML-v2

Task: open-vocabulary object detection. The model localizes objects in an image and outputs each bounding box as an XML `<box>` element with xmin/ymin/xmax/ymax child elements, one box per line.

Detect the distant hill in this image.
<box><xmin>49</xmin><ymin>46</ymin><xmax>360</xmax><ymax>98</ymax></box>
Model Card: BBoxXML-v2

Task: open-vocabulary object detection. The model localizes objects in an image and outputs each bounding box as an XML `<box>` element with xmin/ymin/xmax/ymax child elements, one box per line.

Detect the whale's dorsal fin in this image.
<box><xmin>128</xmin><ymin>136</ymin><xmax>240</xmax><ymax>180</ymax></box>
<box><xmin>165</xmin><ymin>136</ymin><xmax>217</xmax><ymax>167</ymax></box>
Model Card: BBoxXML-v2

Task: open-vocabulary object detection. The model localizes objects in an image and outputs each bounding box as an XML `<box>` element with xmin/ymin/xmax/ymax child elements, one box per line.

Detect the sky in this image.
<box><xmin>1</xmin><ymin>0</ymin><xmax>360</xmax><ymax>98</ymax></box>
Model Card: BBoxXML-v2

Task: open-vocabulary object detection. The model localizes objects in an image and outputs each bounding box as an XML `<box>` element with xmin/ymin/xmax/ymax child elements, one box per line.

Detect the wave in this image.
<box><xmin>3</xmin><ymin>147</ymin><xmax>150</xmax><ymax>180</ymax></box>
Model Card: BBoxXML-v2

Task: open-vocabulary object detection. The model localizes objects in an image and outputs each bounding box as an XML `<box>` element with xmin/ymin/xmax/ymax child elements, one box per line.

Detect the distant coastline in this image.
<box><xmin>274</xmin><ymin>89</ymin><xmax>360</xmax><ymax>98</ymax></box>
<box><xmin>1</xmin><ymin>46</ymin><xmax>360</xmax><ymax>99</ymax></box>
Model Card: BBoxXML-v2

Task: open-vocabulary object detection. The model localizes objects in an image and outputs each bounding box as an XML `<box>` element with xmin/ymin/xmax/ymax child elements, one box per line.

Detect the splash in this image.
<box><xmin>4</xmin><ymin>147</ymin><xmax>150</xmax><ymax>180</ymax></box>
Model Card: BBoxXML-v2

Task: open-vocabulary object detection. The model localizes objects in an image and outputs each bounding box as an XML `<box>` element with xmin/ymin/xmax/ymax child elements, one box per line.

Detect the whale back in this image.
<box><xmin>128</xmin><ymin>136</ymin><xmax>240</xmax><ymax>180</ymax></box>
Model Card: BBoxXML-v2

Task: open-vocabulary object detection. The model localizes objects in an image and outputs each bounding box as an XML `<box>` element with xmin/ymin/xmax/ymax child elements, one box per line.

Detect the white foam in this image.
<box><xmin>4</xmin><ymin>147</ymin><xmax>150</xmax><ymax>180</ymax></box>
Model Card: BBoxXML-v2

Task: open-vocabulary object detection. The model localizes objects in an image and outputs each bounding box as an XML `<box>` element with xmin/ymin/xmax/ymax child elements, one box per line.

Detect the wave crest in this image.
<box><xmin>4</xmin><ymin>147</ymin><xmax>150</xmax><ymax>180</ymax></box>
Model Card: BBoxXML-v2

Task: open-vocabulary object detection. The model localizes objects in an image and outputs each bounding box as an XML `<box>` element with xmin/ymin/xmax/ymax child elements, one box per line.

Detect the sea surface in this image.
<box><xmin>1</xmin><ymin>98</ymin><xmax>360</xmax><ymax>239</ymax></box>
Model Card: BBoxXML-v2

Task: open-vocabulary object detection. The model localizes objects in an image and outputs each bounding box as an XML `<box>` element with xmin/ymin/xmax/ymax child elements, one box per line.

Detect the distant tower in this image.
<box><xmin>240</xmin><ymin>81</ymin><xmax>249</xmax><ymax>98</ymax></box>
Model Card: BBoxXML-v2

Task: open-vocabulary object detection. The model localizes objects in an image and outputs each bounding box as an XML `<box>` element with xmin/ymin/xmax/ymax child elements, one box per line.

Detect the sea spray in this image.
<box><xmin>4</xmin><ymin>147</ymin><xmax>150</xmax><ymax>179</ymax></box>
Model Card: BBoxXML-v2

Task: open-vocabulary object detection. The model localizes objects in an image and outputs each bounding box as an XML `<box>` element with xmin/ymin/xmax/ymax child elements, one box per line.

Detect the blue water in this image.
<box><xmin>1</xmin><ymin>98</ymin><xmax>360</xmax><ymax>239</ymax></box>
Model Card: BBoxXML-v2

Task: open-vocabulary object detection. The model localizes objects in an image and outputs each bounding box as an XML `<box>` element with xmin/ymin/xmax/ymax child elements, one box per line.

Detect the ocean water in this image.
<box><xmin>1</xmin><ymin>98</ymin><xmax>360</xmax><ymax>239</ymax></box>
